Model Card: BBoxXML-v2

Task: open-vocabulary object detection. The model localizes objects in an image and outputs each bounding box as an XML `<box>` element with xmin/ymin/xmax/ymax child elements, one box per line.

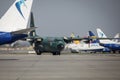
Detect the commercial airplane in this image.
<box><xmin>0</xmin><ymin>0</ymin><xmax>34</xmax><ymax>45</ymax></box>
<box><xmin>97</xmin><ymin>28</ymin><xmax>120</xmax><ymax>53</ymax></box>
<box><xmin>66</xmin><ymin>31</ymin><xmax>105</xmax><ymax>53</ymax></box>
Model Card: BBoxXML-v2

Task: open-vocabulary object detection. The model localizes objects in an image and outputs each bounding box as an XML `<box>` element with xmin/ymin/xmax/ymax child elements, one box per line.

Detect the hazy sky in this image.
<box><xmin>0</xmin><ymin>0</ymin><xmax>120</xmax><ymax>37</ymax></box>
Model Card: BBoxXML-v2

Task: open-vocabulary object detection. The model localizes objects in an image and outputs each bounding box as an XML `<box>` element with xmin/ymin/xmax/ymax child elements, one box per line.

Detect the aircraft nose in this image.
<box><xmin>57</xmin><ymin>43</ymin><xmax>65</xmax><ymax>50</ymax></box>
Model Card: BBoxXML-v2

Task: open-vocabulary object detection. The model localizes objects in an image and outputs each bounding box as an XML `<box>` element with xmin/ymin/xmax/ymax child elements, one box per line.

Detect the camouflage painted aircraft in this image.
<box><xmin>27</xmin><ymin>12</ymin><xmax>94</xmax><ymax>55</ymax></box>
<box><xmin>27</xmin><ymin>12</ymin><xmax>74</xmax><ymax>55</ymax></box>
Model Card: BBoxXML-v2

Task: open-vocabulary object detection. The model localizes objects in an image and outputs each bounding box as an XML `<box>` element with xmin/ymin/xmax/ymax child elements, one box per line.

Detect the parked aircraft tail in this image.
<box><xmin>96</xmin><ymin>28</ymin><xmax>107</xmax><ymax>38</ymax></box>
<box><xmin>96</xmin><ymin>28</ymin><xmax>114</xmax><ymax>43</ymax></box>
<box><xmin>0</xmin><ymin>0</ymin><xmax>34</xmax><ymax>45</ymax></box>
<box><xmin>71</xmin><ymin>32</ymin><xmax>75</xmax><ymax>38</ymax></box>
<box><xmin>89</xmin><ymin>31</ymin><xmax>95</xmax><ymax>36</ymax></box>
<box><xmin>88</xmin><ymin>31</ymin><xmax>99</xmax><ymax>43</ymax></box>
<box><xmin>0</xmin><ymin>0</ymin><xmax>33</xmax><ymax>32</ymax></box>
<box><xmin>113</xmin><ymin>33</ymin><xmax>120</xmax><ymax>42</ymax></box>
<box><xmin>29</xmin><ymin>12</ymin><xmax>37</xmax><ymax>37</ymax></box>
<box><xmin>27</xmin><ymin>12</ymin><xmax>42</xmax><ymax>47</ymax></box>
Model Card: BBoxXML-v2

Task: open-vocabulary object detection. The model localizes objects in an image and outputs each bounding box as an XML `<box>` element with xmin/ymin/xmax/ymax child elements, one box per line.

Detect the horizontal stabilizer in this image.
<box><xmin>11</xmin><ymin>27</ymin><xmax>37</xmax><ymax>34</ymax></box>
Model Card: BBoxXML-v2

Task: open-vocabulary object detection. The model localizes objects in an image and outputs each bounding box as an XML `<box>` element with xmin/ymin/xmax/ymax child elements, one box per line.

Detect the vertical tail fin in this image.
<box><xmin>88</xmin><ymin>31</ymin><xmax>99</xmax><ymax>43</ymax></box>
<box><xmin>89</xmin><ymin>31</ymin><xmax>95</xmax><ymax>36</ymax></box>
<box><xmin>0</xmin><ymin>0</ymin><xmax>33</xmax><ymax>32</ymax></box>
<box><xmin>96</xmin><ymin>28</ymin><xmax>107</xmax><ymax>38</ymax></box>
<box><xmin>71</xmin><ymin>32</ymin><xmax>75</xmax><ymax>38</ymax></box>
<box><xmin>96</xmin><ymin>28</ymin><xmax>113</xmax><ymax>43</ymax></box>
<box><xmin>113</xmin><ymin>33</ymin><xmax>120</xmax><ymax>42</ymax></box>
<box><xmin>29</xmin><ymin>12</ymin><xmax>37</xmax><ymax>37</ymax></box>
<box><xmin>70</xmin><ymin>32</ymin><xmax>80</xmax><ymax>44</ymax></box>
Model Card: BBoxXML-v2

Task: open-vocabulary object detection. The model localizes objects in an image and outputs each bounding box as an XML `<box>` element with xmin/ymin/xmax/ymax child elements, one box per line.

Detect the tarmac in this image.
<box><xmin>0</xmin><ymin>53</ymin><xmax>120</xmax><ymax>80</ymax></box>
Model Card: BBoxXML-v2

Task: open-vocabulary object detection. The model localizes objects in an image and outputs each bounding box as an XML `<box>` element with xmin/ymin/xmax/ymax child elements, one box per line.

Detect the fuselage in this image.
<box><xmin>100</xmin><ymin>43</ymin><xmax>120</xmax><ymax>50</ymax></box>
<box><xmin>97</xmin><ymin>28</ymin><xmax>120</xmax><ymax>52</ymax></box>
<box><xmin>67</xmin><ymin>42</ymin><xmax>105</xmax><ymax>53</ymax></box>
<box><xmin>34</xmin><ymin>37</ymin><xmax>65</xmax><ymax>53</ymax></box>
<box><xmin>0</xmin><ymin>32</ymin><xmax>27</xmax><ymax>45</ymax></box>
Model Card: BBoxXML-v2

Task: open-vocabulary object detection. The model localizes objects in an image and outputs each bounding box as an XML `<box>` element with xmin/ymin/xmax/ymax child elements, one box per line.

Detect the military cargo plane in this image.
<box><xmin>27</xmin><ymin>12</ymin><xmax>70</xmax><ymax>55</ymax></box>
<box><xmin>27</xmin><ymin>12</ymin><xmax>93</xmax><ymax>55</ymax></box>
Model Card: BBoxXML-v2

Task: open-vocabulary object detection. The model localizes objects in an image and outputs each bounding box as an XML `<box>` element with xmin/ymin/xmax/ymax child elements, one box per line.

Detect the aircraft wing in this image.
<box><xmin>11</xmin><ymin>27</ymin><xmax>37</xmax><ymax>34</ymax></box>
<box><xmin>63</xmin><ymin>37</ymin><xmax>89</xmax><ymax>43</ymax></box>
<box><xmin>64</xmin><ymin>36</ymin><xmax>120</xmax><ymax>43</ymax></box>
<box><xmin>88</xmin><ymin>36</ymin><xmax>120</xmax><ymax>40</ymax></box>
<box><xmin>26</xmin><ymin>36</ymin><xmax>43</xmax><ymax>42</ymax></box>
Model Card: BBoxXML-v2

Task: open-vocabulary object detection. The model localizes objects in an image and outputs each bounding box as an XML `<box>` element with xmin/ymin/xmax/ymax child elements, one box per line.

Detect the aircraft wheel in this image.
<box><xmin>35</xmin><ymin>49</ymin><xmax>42</xmax><ymax>55</ymax></box>
<box><xmin>119</xmin><ymin>51</ymin><xmax>120</xmax><ymax>53</ymax></box>
<box><xmin>112</xmin><ymin>50</ymin><xmax>116</xmax><ymax>53</ymax></box>
<box><xmin>57</xmin><ymin>52</ymin><xmax>61</xmax><ymax>55</ymax></box>
<box><xmin>36</xmin><ymin>52</ymin><xmax>42</xmax><ymax>55</ymax></box>
<box><xmin>52</xmin><ymin>52</ymin><xmax>61</xmax><ymax>55</ymax></box>
<box><xmin>52</xmin><ymin>52</ymin><xmax>56</xmax><ymax>55</ymax></box>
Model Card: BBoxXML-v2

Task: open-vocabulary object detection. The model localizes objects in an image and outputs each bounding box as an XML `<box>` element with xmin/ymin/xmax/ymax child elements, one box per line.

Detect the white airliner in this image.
<box><xmin>97</xmin><ymin>28</ymin><xmax>120</xmax><ymax>53</ymax></box>
<box><xmin>65</xmin><ymin>31</ymin><xmax>105</xmax><ymax>53</ymax></box>
<box><xmin>66</xmin><ymin>41</ymin><xmax>104</xmax><ymax>53</ymax></box>
<box><xmin>0</xmin><ymin>0</ymin><xmax>34</xmax><ymax>45</ymax></box>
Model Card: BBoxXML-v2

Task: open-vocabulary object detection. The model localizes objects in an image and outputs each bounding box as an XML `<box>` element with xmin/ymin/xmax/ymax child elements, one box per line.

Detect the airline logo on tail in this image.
<box><xmin>100</xmin><ymin>32</ymin><xmax>104</xmax><ymax>38</ymax></box>
<box><xmin>97</xmin><ymin>28</ymin><xmax>107</xmax><ymax>38</ymax></box>
<box><xmin>15</xmin><ymin>0</ymin><xmax>27</xmax><ymax>19</ymax></box>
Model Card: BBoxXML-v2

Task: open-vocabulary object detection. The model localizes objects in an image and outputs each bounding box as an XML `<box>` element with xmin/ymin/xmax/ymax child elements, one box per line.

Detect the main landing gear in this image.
<box><xmin>52</xmin><ymin>52</ymin><xmax>61</xmax><ymax>55</ymax></box>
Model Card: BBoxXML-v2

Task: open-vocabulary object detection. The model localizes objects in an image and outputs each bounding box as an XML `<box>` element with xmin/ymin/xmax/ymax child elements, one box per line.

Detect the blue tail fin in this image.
<box><xmin>88</xmin><ymin>31</ymin><xmax>99</xmax><ymax>43</ymax></box>
<box><xmin>89</xmin><ymin>31</ymin><xmax>95</xmax><ymax>36</ymax></box>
